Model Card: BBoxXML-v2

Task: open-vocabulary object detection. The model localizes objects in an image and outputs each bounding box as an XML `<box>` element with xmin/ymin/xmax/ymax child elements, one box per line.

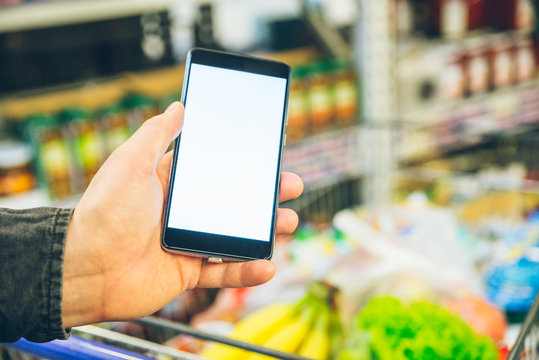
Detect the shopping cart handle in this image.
<box><xmin>135</xmin><ymin>316</ymin><xmax>315</xmax><ymax>360</ymax></box>
<box><xmin>2</xmin><ymin>334</ymin><xmax>155</xmax><ymax>360</ymax></box>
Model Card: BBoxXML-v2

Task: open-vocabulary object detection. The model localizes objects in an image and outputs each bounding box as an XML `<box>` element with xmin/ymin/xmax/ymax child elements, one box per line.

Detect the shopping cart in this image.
<box><xmin>508</xmin><ymin>292</ymin><xmax>539</xmax><ymax>360</ymax></box>
<box><xmin>1</xmin><ymin>316</ymin><xmax>314</xmax><ymax>360</ymax></box>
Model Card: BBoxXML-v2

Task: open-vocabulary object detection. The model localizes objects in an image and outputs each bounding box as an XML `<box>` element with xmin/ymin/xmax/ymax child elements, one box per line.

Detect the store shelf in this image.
<box><xmin>282</xmin><ymin>125</ymin><xmax>362</xmax><ymax>190</ymax></box>
<box><xmin>398</xmin><ymin>81</ymin><xmax>539</xmax><ymax>128</ymax></box>
<box><xmin>0</xmin><ymin>0</ymin><xmax>173</xmax><ymax>33</ymax></box>
<box><xmin>0</xmin><ymin>189</ymin><xmax>79</xmax><ymax>209</ymax></box>
<box><xmin>397</xmin><ymin>82</ymin><xmax>539</xmax><ymax>164</ymax></box>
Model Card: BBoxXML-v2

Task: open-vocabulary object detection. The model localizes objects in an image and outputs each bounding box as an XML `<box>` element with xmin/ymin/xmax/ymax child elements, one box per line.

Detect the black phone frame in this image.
<box><xmin>161</xmin><ymin>48</ymin><xmax>290</xmax><ymax>261</ymax></box>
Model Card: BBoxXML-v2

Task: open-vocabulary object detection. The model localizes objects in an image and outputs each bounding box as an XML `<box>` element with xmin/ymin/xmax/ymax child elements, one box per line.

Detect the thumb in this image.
<box><xmin>122</xmin><ymin>101</ymin><xmax>184</xmax><ymax>167</ymax></box>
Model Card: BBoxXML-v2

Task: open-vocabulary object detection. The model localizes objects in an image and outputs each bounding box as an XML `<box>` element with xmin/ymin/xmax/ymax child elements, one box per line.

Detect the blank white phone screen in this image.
<box><xmin>167</xmin><ymin>63</ymin><xmax>287</xmax><ymax>242</ymax></box>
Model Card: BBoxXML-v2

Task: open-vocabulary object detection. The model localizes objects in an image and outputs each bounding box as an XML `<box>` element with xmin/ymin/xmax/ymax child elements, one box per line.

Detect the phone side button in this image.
<box><xmin>208</xmin><ymin>256</ymin><xmax>223</xmax><ymax>263</ymax></box>
<box><xmin>284</xmin><ymin>134</ymin><xmax>287</xmax><ymax>146</ymax></box>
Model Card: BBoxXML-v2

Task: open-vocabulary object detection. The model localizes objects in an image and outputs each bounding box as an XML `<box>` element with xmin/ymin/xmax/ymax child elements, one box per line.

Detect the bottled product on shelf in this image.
<box><xmin>25</xmin><ymin>114</ymin><xmax>73</xmax><ymax>199</ymax></box>
<box><xmin>399</xmin><ymin>32</ymin><xmax>538</xmax><ymax>113</ymax></box>
<box><xmin>286</xmin><ymin>59</ymin><xmax>359</xmax><ymax>143</ymax></box>
<box><xmin>7</xmin><ymin>93</ymin><xmax>161</xmax><ymax>199</ymax></box>
<box><xmin>97</xmin><ymin>104</ymin><xmax>131</xmax><ymax>156</ymax></box>
<box><xmin>396</xmin><ymin>0</ymin><xmax>539</xmax><ymax>167</ymax></box>
<box><xmin>59</xmin><ymin>108</ymin><xmax>103</xmax><ymax>190</ymax></box>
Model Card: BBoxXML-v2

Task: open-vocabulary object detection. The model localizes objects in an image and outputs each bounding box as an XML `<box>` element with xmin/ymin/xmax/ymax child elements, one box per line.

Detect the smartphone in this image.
<box><xmin>161</xmin><ymin>48</ymin><xmax>290</xmax><ymax>261</ymax></box>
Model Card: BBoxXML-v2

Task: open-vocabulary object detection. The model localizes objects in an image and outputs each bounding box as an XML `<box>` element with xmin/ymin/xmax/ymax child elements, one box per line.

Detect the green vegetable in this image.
<box><xmin>341</xmin><ymin>296</ymin><xmax>499</xmax><ymax>360</ymax></box>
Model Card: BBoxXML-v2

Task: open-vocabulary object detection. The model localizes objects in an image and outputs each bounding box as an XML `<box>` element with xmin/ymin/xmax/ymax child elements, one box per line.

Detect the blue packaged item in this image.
<box><xmin>486</xmin><ymin>253</ymin><xmax>539</xmax><ymax>313</ymax></box>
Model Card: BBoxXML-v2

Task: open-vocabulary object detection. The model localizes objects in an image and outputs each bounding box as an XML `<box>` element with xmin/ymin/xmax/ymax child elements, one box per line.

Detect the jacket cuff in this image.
<box><xmin>26</xmin><ymin>207</ymin><xmax>73</xmax><ymax>342</ymax></box>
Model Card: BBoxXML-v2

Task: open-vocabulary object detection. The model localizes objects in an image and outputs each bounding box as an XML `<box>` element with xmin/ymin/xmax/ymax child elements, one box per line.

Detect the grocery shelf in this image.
<box><xmin>0</xmin><ymin>124</ymin><xmax>361</xmax><ymax>210</ymax></box>
<box><xmin>397</xmin><ymin>82</ymin><xmax>539</xmax><ymax>164</ymax></box>
<box><xmin>398</xmin><ymin>81</ymin><xmax>539</xmax><ymax>128</ymax></box>
<box><xmin>398</xmin><ymin>122</ymin><xmax>539</xmax><ymax>166</ymax></box>
<box><xmin>396</xmin><ymin>166</ymin><xmax>539</xmax><ymax>194</ymax></box>
<box><xmin>283</xmin><ymin>124</ymin><xmax>362</xmax><ymax>190</ymax></box>
<box><xmin>0</xmin><ymin>0</ymin><xmax>173</xmax><ymax>33</ymax></box>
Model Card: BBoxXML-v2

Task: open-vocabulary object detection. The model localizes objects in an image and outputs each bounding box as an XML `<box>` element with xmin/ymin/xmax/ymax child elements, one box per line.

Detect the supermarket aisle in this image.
<box><xmin>1</xmin><ymin>0</ymin><xmax>538</xmax><ymax>359</ymax></box>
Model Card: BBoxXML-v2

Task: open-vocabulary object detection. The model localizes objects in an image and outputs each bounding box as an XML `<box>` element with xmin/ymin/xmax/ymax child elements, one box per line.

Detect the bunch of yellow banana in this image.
<box><xmin>200</xmin><ymin>282</ymin><xmax>341</xmax><ymax>360</ymax></box>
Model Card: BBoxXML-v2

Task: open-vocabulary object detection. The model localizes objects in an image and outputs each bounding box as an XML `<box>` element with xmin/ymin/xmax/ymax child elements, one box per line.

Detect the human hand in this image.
<box><xmin>62</xmin><ymin>102</ymin><xmax>303</xmax><ymax>328</ymax></box>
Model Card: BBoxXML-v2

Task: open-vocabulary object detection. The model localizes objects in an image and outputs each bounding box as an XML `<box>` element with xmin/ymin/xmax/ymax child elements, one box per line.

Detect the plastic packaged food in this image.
<box><xmin>0</xmin><ymin>140</ymin><xmax>35</xmax><ymax>196</ymax></box>
<box><xmin>486</xmin><ymin>249</ymin><xmax>539</xmax><ymax>318</ymax></box>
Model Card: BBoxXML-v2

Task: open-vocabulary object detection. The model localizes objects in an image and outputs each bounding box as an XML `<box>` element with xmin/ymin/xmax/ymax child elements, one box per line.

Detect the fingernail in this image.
<box><xmin>165</xmin><ymin>101</ymin><xmax>180</xmax><ymax>113</ymax></box>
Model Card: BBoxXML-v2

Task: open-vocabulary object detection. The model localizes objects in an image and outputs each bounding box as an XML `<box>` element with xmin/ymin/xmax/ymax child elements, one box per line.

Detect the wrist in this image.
<box><xmin>62</xmin><ymin>209</ymin><xmax>106</xmax><ymax>328</ymax></box>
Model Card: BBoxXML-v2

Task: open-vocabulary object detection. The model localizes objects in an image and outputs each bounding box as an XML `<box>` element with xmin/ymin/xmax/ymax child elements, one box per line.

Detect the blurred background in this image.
<box><xmin>0</xmin><ymin>0</ymin><xmax>538</xmax><ymax>359</ymax></box>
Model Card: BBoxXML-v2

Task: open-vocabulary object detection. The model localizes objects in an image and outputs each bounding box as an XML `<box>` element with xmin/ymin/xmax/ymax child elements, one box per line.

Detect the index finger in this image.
<box><xmin>279</xmin><ymin>172</ymin><xmax>303</xmax><ymax>202</ymax></box>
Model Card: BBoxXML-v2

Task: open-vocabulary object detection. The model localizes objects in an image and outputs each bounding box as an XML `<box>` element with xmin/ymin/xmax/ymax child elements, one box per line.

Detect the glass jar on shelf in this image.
<box><xmin>331</xmin><ymin>59</ymin><xmax>359</xmax><ymax>125</ymax></box>
<box><xmin>287</xmin><ymin>66</ymin><xmax>310</xmax><ymax>142</ymax></box>
<box><xmin>440</xmin><ymin>45</ymin><xmax>466</xmax><ymax>101</ymax></box>
<box><xmin>0</xmin><ymin>140</ymin><xmax>35</xmax><ymax>197</ymax></box>
<box><xmin>488</xmin><ymin>34</ymin><xmax>516</xmax><ymax>89</ymax></box>
<box><xmin>306</xmin><ymin>61</ymin><xmax>334</xmax><ymax>133</ymax></box>
<box><xmin>513</xmin><ymin>35</ymin><xmax>536</xmax><ymax>84</ymax></box>
<box><xmin>437</xmin><ymin>0</ymin><xmax>469</xmax><ymax>39</ymax></box>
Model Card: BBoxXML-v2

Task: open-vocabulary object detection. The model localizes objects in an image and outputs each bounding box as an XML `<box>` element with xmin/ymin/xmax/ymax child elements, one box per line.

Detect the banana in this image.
<box><xmin>245</xmin><ymin>303</ymin><xmax>314</xmax><ymax>360</ymax></box>
<box><xmin>298</xmin><ymin>305</ymin><xmax>330</xmax><ymax>360</ymax></box>
<box><xmin>199</xmin><ymin>302</ymin><xmax>295</xmax><ymax>360</ymax></box>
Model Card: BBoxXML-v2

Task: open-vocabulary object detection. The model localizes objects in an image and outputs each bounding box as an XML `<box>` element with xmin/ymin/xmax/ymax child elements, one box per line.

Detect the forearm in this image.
<box><xmin>0</xmin><ymin>207</ymin><xmax>72</xmax><ymax>343</ymax></box>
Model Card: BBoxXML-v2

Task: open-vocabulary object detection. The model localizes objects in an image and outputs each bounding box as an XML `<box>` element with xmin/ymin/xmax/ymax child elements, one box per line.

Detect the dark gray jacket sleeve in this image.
<box><xmin>0</xmin><ymin>207</ymin><xmax>73</xmax><ymax>343</ymax></box>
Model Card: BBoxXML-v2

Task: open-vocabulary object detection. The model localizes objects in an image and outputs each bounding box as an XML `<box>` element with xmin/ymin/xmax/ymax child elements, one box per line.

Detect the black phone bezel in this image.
<box><xmin>161</xmin><ymin>48</ymin><xmax>290</xmax><ymax>261</ymax></box>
